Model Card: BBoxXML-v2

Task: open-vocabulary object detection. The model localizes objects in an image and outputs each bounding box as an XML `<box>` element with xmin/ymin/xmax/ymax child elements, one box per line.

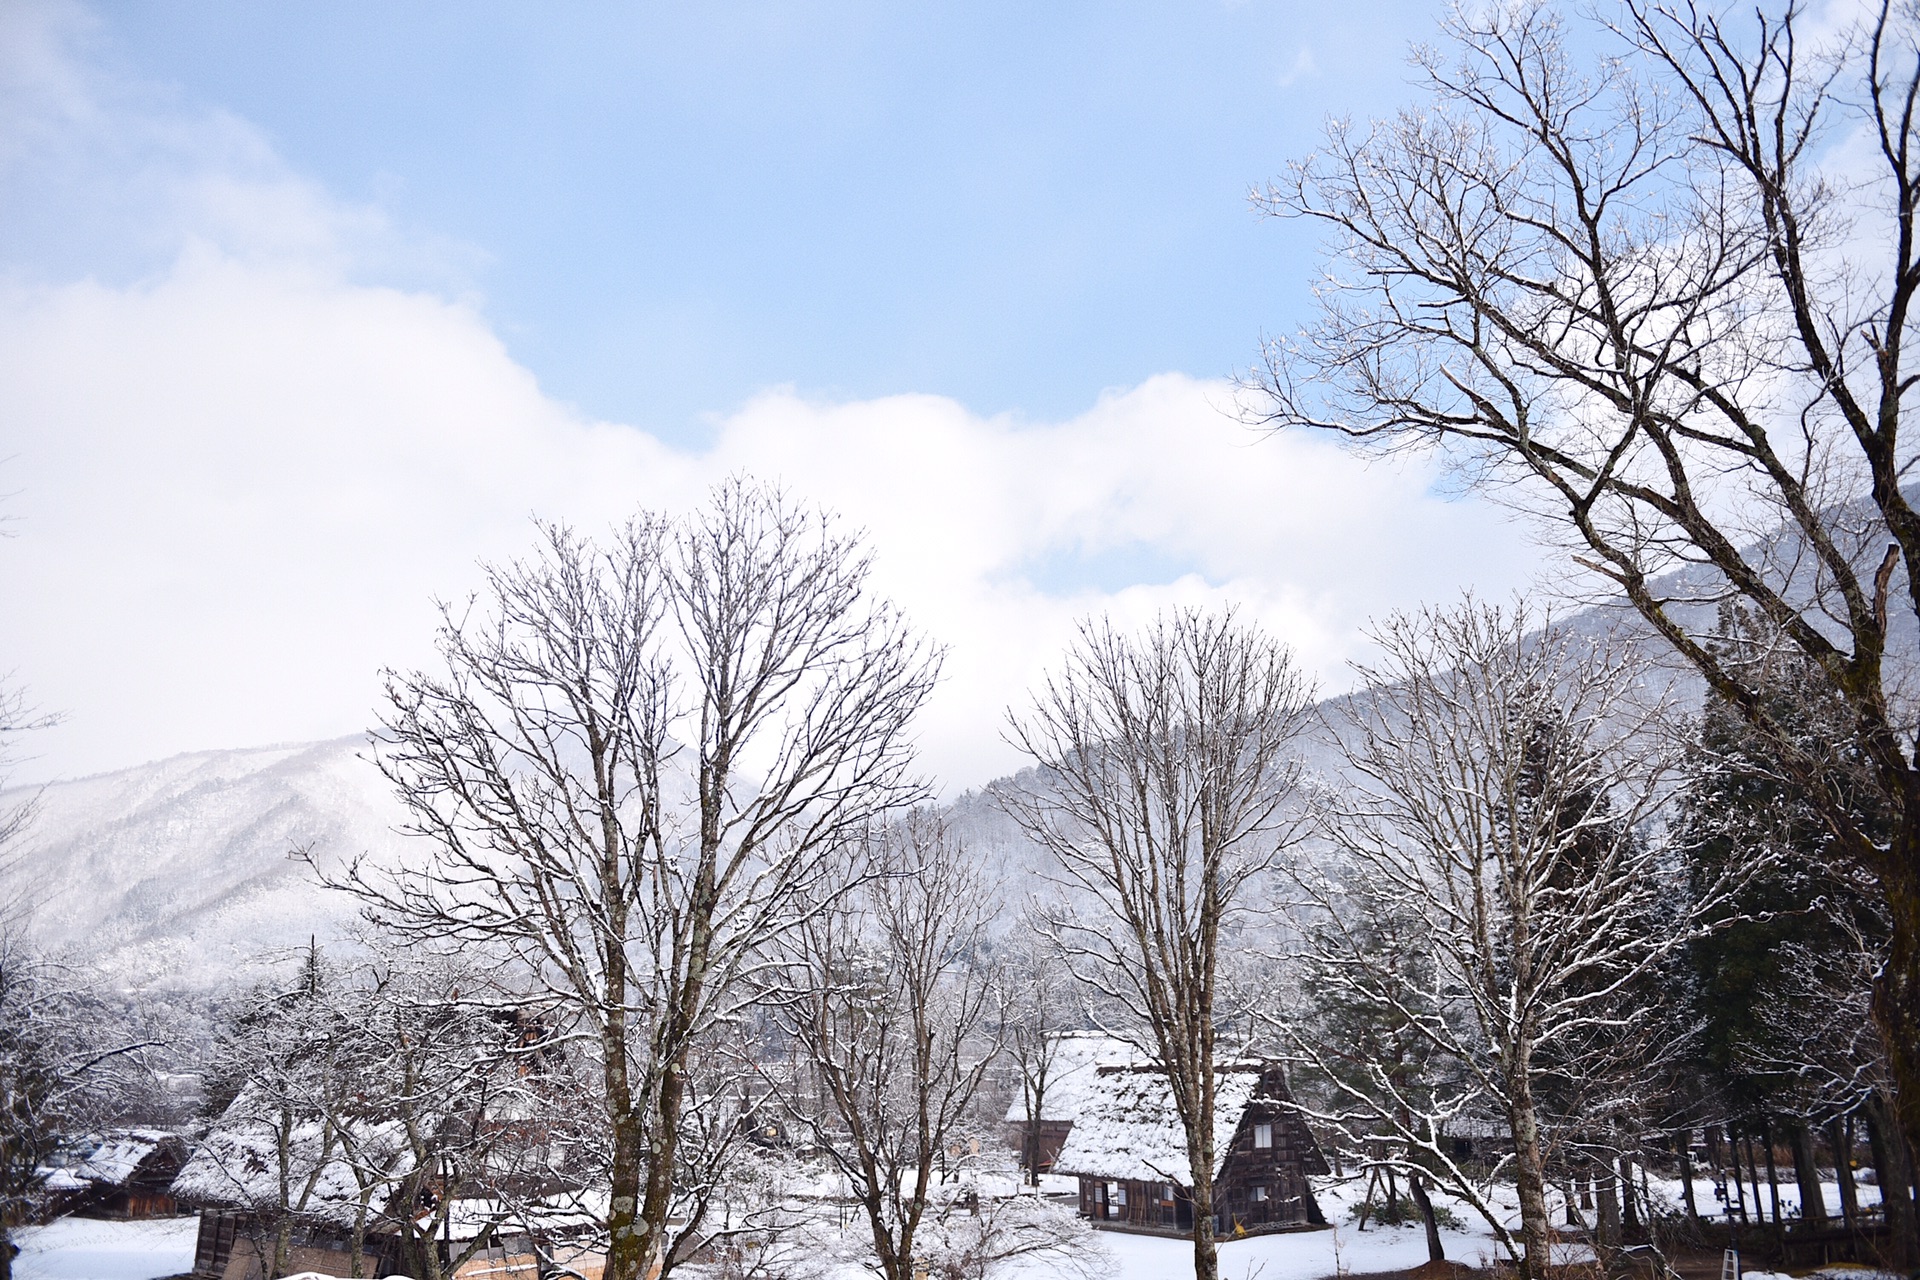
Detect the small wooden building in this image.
<box><xmin>1052</xmin><ymin>1062</ymin><xmax>1329</xmax><ymax>1237</ymax></box>
<box><xmin>172</xmin><ymin>1084</ymin><xmax>614</xmax><ymax>1280</ymax></box>
<box><xmin>57</xmin><ymin>1130</ymin><xmax>190</xmax><ymax>1219</ymax></box>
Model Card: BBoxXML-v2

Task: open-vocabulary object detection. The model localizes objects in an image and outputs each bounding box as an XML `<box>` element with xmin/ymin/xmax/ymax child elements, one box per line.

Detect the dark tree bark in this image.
<box><xmin>1595</xmin><ymin>1158</ymin><xmax>1621</xmax><ymax>1254</ymax></box>
<box><xmin>1791</xmin><ymin>1123</ymin><xmax>1828</xmax><ymax>1229</ymax></box>
<box><xmin>1762</xmin><ymin>1118</ymin><xmax>1784</xmax><ymax>1232</ymax></box>
<box><xmin>1409</xmin><ymin>1173</ymin><xmax>1445</xmax><ymax>1263</ymax></box>
<box><xmin>1828</xmin><ymin>1115</ymin><xmax>1861</xmax><ymax>1233</ymax></box>
<box><xmin>1679</xmin><ymin>1130</ymin><xmax>1703</xmax><ymax>1230</ymax></box>
<box><xmin>1865</xmin><ymin>1092</ymin><xmax>1918</xmax><ymax>1265</ymax></box>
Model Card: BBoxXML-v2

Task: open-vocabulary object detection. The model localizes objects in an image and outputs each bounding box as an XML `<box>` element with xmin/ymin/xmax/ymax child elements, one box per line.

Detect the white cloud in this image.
<box><xmin>0</xmin><ymin>0</ymin><xmax>1552</xmax><ymax>793</ymax></box>
<box><xmin>0</xmin><ymin>250</ymin><xmax>1547</xmax><ymax>790</ymax></box>
<box><xmin>1276</xmin><ymin>46</ymin><xmax>1318</xmax><ymax>89</ymax></box>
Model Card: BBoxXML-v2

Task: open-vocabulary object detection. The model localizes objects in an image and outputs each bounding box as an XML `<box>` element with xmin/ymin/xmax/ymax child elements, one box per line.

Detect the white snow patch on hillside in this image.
<box><xmin>6</xmin><ymin>737</ymin><xmax>419</xmax><ymax>987</ymax></box>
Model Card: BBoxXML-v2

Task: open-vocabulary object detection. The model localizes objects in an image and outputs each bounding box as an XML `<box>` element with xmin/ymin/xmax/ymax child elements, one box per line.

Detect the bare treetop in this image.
<box><xmin>1246</xmin><ymin>0</ymin><xmax>1920</xmax><ymax>1209</ymax></box>
<box><xmin>1004</xmin><ymin>607</ymin><xmax>1313</xmax><ymax>1280</ymax></box>
<box><xmin>329</xmin><ymin>478</ymin><xmax>941</xmax><ymax>1280</ymax></box>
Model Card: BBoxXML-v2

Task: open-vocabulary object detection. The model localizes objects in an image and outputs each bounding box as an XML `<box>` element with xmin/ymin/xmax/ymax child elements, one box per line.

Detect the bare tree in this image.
<box><xmin>187</xmin><ymin>945</ymin><xmax>376</xmax><ymax>1280</ymax></box>
<box><xmin>1002</xmin><ymin>608</ymin><xmax>1313</xmax><ymax>1280</ymax></box>
<box><xmin>0</xmin><ymin>685</ymin><xmax>141</xmax><ymax>1280</ymax></box>
<box><xmin>766</xmin><ymin>812</ymin><xmax>1005</xmax><ymax>1280</ymax></box>
<box><xmin>333</xmin><ymin>954</ymin><xmax>550</xmax><ymax>1280</ymax></box>
<box><xmin>0</xmin><ymin>944</ymin><xmax>154</xmax><ymax>1280</ymax></box>
<box><xmin>996</xmin><ymin>903</ymin><xmax>1079</xmax><ymax>1187</ymax></box>
<box><xmin>1248</xmin><ymin>0</ymin><xmax>1920</xmax><ymax>1178</ymax></box>
<box><xmin>0</xmin><ymin>680</ymin><xmax>58</xmax><ymax>935</ymax></box>
<box><xmin>1277</xmin><ymin>599</ymin><xmax>1718</xmax><ymax>1278</ymax></box>
<box><xmin>1279</xmin><ymin>856</ymin><xmax>1460</xmax><ymax>1263</ymax></box>
<box><xmin>328</xmin><ymin>480</ymin><xmax>939</xmax><ymax>1280</ymax></box>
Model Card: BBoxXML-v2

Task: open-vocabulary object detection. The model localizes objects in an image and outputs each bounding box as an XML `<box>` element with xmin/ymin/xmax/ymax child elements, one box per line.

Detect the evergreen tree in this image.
<box><xmin>1674</xmin><ymin>604</ymin><xmax>1905</xmax><ymax>1242</ymax></box>
<box><xmin>1679</xmin><ymin>606</ymin><xmax>1886</xmax><ymax>1117</ymax></box>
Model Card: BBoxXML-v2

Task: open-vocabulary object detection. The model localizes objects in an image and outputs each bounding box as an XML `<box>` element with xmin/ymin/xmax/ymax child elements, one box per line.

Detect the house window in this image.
<box><xmin>1110</xmin><ymin>1182</ymin><xmax>1127</xmax><ymax>1206</ymax></box>
<box><xmin>1253</xmin><ymin>1184</ymin><xmax>1270</xmax><ymax>1202</ymax></box>
<box><xmin>1160</xmin><ymin>1183</ymin><xmax>1175</xmax><ymax>1203</ymax></box>
<box><xmin>1253</xmin><ymin>1121</ymin><xmax>1274</xmax><ymax>1149</ymax></box>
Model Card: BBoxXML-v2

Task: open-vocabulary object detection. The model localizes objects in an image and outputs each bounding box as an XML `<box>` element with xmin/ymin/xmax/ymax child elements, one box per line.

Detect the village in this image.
<box><xmin>6</xmin><ymin>1</ymin><xmax>1920</xmax><ymax>1279</ymax></box>
<box><xmin>6</xmin><ymin>1024</ymin><xmax>1908</xmax><ymax>1280</ymax></box>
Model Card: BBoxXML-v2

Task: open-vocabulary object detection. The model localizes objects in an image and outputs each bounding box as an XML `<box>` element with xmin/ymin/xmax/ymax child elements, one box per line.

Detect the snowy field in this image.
<box><xmin>12</xmin><ymin>1216</ymin><xmax>198</xmax><ymax>1280</ymax></box>
<box><xmin>7</xmin><ymin>1171</ymin><xmax>1887</xmax><ymax>1280</ymax></box>
<box><xmin>994</xmin><ymin>1176</ymin><xmax>1551</xmax><ymax>1280</ymax></box>
<box><xmin>992</xmin><ymin>1170</ymin><xmax>1886</xmax><ymax>1280</ymax></box>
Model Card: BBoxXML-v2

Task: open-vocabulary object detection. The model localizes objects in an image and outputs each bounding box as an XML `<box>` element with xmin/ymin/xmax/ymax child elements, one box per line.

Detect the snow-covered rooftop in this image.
<box><xmin>1050</xmin><ymin>1066</ymin><xmax>1263</xmax><ymax>1186</ymax></box>
<box><xmin>171</xmin><ymin>1085</ymin><xmax>413</xmax><ymax>1225</ymax></box>
<box><xmin>1002</xmin><ymin>1033</ymin><xmax>1148</xmax><ymax>1125</ymax></box>
<box><xmin>76</xmin><ymin>1130</ymin><xmax>181</xmax><ymax>1186</ymax></box>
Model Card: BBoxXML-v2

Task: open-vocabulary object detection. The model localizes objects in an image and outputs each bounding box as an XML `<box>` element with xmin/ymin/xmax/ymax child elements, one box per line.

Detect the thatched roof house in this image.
<box><xmin>1052</xmin><ymin>1062</ymin><xmax>1328</xmax><ymax>1237</ymax></box>
<box><xmin>43</xmin><ymin>1129</ymin><xmax>190</xmax><ymax>1220</ymax></box>
<box><xmin>1002</xmin><ymin>1033</ymin><xmax>1146</xmax><ymax>1173</ymax></box>
<box><xmin>170</xmin><ymin>1084</ymin><xmax>600</xmax><ymax>1280</ymax></box>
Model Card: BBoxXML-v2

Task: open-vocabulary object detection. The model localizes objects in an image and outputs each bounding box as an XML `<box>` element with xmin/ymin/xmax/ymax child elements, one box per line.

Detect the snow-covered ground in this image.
<box><xmin>1641</xmin><ymin>1170</ymin><xmax>1883</xmax><ymax>1225</ymax></box>
<box><xmin>985</xmin><ymin>1169</ymin><xmax>1883</xmax><ymax>1280</ymax></box>
<box><xmin>754</xmin><ymin>1174</ymin><xmax>1574</xmax><ymax>1280</ymax></box>
<box><xmin>11</xmin><ymin>1170</ymin><xmax>1885</xmax><ymax>1280</ymax></box>
<box><xmin>12</xmin><ymin>1216</ymin><xmax>199</xmax><ymax>1280</ymax></box>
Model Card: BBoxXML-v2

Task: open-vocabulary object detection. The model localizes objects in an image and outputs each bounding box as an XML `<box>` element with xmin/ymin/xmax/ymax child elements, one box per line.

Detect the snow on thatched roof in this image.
<box><xmin>1002</xmin><ymin>1033</ymin><xmax>1149</xmax><ymax>1125</ymax></box>
<box><xmin>75</xmin><ymin>1129</ymin><xmax>182</xmax><ymax>1185</ymax></box>
<box><xmin>171</xmin><ymin>1085</ymin><xmax>413</xmax><ymax>1223</ymax></box>
<box><xmin>1050</xmin><ymin>1065</ymin><xmax>1264</xmax><ymax>1186</ymax></box>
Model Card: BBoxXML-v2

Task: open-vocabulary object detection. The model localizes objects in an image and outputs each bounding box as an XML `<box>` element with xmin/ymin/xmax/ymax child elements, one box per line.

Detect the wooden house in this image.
<box><xmin>53</xmin><ymin>1130</ymin><xmax>190</xmax><ymax>1219</ymax></box>
<box><xmin>1052</xmin><ymin>1062</ymin><xmax>1329</xmax><ymax>1237</ymax></box>
<box><xmin>171</xmin><ymin>1083</ymin><xmax>612</xmax><ymax>1280</ymax></box>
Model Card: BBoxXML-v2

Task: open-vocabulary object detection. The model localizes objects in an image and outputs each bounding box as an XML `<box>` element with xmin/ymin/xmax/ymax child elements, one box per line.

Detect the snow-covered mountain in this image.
<box><xmin>12</xmin><ymin>525</ymin><xmax>1909</xmax><ymax>994</ymax></box>
<box><xmin>4</xmin><ymin>736</ymin><xmax>415</xmax><ymax>989</ymax></box>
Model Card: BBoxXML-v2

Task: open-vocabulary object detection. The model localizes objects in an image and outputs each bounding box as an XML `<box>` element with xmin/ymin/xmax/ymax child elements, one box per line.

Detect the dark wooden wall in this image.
<box><xmin>1005</xmin><ymin>1120</ymin><xmax>1075</xmax><ymax>1172</ymax></box>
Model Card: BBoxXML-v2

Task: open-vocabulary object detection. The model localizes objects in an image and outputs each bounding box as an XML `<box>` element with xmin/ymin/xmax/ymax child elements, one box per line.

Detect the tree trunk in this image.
<box><xmin>606</xmin><ymin>1107</ymin><xmax>649</xmax><ymax>1280</ymax></box>
<box><xmin>1870</xmin><ymin>827</ymin><xmax>1920</xmax><ymax>1262</ymax></box>
<box><xmin>1508</xmin><ymin>1079</ymin><xmax>1554</xmax><ymax>1279</ymax></box>
<box><xmin>1864</xmin><ymin>1089</ymin><xmax>1918</xmax><ymax>1266</ymax></box>
<box><xmin>1563</xmin><ymin>1179</ymin><xmax>1585</xmax><ymax>1228</ymax></box>
<box><xmin>1735</xmin><ymin>1128</ymin><xmax>1751</xmax><ymax>1220</ymax></box>
<box><xmin>1828</xmin><ymin>1115</ymin><xmax>1860</xmax><ymax>1233</ymax></box>
<box><xmin>1620</xmin><ymin>1154</ymin><xmax>1641</xmax><ymax>1232</ymax></box>
<box><xmin>1410</xmin><ymin>1172</ymin><xmax>1446</xmax><ymax>1262</ymax></box>
<box><xmin>1791</xmin><ymin>1123</ymin><xmax>1827</xmax><ymax>1228</ymax></box>
<box><xmin>1596</xmin><ymin>1166</ymin><xmax>1622</xmax><ymax>1253</ymax></box>
<box><xmin>1761</xmin><ymin>1117</ymin><xmax>1783</xmax><ymax>1232</ymax></box>
<box><xmin>1679</xmin><ymin>1130</ymin><xmax>1703</xmax><ymax>1230</ymax></box>
<box><xmin>1190</xmin><ymin>1173</ymin><xmax>1218</xmax><ymax>1280</ymax></box>
<box><xmin>349</xmin><ymin>1198</ymin><xmax>369</xmax><ymax>1279</ymax></box>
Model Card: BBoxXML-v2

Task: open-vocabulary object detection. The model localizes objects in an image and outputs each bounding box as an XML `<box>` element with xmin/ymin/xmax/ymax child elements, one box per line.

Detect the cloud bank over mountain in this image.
<box><xmin>0</xmin><ymin>1</ymin><xmax>1552</xmax><ymax>794</ymax></box>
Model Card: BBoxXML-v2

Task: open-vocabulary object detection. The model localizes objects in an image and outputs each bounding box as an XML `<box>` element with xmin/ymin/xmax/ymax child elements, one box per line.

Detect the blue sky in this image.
<box><xmin>0</xmin><ymin>0</ymin><xmax>1551</xmax><ymax>789</ymax></box>
<box><xmin>17</xmin><ymin>0</ymin><xmax>1440</xmax><ymax>438</ymax></box>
